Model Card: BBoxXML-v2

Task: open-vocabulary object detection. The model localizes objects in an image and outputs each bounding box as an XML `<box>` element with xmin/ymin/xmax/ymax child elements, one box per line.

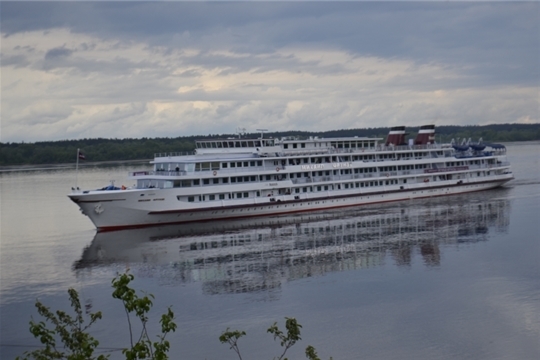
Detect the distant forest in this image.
<box><xmin>1</xmin><ymin>123</ymin><xmax>539</xmax><ymax>166</ymax></box>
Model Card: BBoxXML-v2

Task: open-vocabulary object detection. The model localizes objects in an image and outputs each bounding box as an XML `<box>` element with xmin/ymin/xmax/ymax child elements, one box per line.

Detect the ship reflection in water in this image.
<box><xmin>74</xmin><ymin>191</ymin><xmax>510</xmax><ymax>295</ymax></box>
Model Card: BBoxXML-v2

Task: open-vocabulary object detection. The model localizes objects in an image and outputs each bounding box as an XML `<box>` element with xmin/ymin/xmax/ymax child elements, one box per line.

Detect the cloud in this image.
<box><xmin>44</xmin><ymin>46</ymin><xmax>73</xmax><ymax>60</ymax></box>
<box><xmin>1</xmin><ymin>2</ymin><xmax>538</xmax><ymax>142</ymax></box>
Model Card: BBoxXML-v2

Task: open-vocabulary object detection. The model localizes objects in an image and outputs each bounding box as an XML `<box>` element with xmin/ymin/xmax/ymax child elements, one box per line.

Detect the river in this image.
<box><xmin>1</xmin><ymin>141</ymin><xmax>539</xmax><ymax>360</ymax></box>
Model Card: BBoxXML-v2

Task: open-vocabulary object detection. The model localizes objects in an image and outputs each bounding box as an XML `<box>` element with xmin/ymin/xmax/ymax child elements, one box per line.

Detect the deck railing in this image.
<box><xmin>131</xmin><ymin>160</ymin><xmax>511</xmax><ymax>178</ymax></box>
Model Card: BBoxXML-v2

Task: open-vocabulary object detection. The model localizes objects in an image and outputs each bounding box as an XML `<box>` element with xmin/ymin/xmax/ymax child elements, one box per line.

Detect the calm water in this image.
<box><xmin>1</xmin><ymin>142</ymin><xmax>539</xmax><ymax>360</ymax></box>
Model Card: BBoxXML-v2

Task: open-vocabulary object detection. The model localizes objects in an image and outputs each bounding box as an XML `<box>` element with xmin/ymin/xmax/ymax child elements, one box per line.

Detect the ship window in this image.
<box><xmin>222</xmin><ymin>163</ymin><xmax>228</xmax><ymax>168</ymax></box>
<box><xmin>193</xmin><ymin>179</ymin><xmax>200</xmax><ymax>185</ymax></box>
<box><xmin>219</xmin><ymin>194</ymin><xmax>225</xmax><ymax>200</ymax></box>
<box><xmin>211</xmin><ymin>162</ymin><xmax>220</xmax><ymax>170</ymax></box>
<box><xmin>293</xmin><ymin>143</ymin><xmax>297</xmax><ymax>148</ymax></box>
<box><xmin>257</xmin><ymin>161</ymin><xmax>263</xmax><ymax>166</ymax></box>
<box><xmin>223</xmin><ymin>142</ymin><xmax>229</xmax><ymax>148</ymax></box>
<box><xmin>209</xmin><ymin>194</ymin><xmax>215</xmax><ymax>200</ymax></box>
<box><xmin>250</xmin><ymin>161</ymin><xmax>255</xmax><ymax>166</ymax></box>
<box><xmin>248</xmin><ymin>141</ymin><xmax>254</xmax><ymax>147</ymax></box>
<box><xmin>250</xmin><ymin>176</ymin><xmax>256</xmax><ymax>181</ymax></box>
<box><xmin>213</xmin><ymin>179</ymin><xmax>219</xmax><ymax>184</ymax></box>
<box><xmin>237</xmin><ymin>162</ymin><xmax>242</xmax><ymax>167</ymax></box>
<box><xmin>301</xmin><ymin>143</ymin><xmax>306</xmax><ymax>148</ymax></box>
<box><xmin>242</xmin><ymin>141</ymin><xmax>247</xmax><ymax>147</ymax></box>
<box><xmin>243</xmin><ymin>192</ymin><xmax>249</xmax><ymax>198</ymax></box>
<box><xmin>203</xmin><ymin>179</ymin><xmax>209</xmax><ymax>185</ymax></box>
<box><xmin>223</xmin><ymin>178</ymin><xmax>228</xmax><ymax>183</ymax></box>
<box><xmin>231</xmin><ymin>177</ymin><xmax>237</xmax><ymax>183</ymax></box>
<box><xmin>244</xmin><ymin>162</ymin><xmax>249</xmax><ymax>167</ymax></box>
<box><xmin>284</xmin><ymin>144</ymin><xmax>289</xmax><ymax>149</ymax></box>
<box><xmin>188</xmin><ymin>196</ymin><xmax>194</xmax><ymax>202</ymax></box>
<box><xmin>256</xmin><ymin>191</ymin><xmax>260</xmax><ymax>197</ymax></box>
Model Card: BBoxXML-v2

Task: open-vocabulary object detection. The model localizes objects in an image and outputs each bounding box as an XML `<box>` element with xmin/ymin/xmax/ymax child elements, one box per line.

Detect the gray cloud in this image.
<box><xmin>44</xmin><ymin>46</ymin><xmax>73</xmax><ymax>59</ymax></box>
<box><xmin>1</xmin><ymin>1</ymin><xmax>538</xmax><ymax>142</ymax></box>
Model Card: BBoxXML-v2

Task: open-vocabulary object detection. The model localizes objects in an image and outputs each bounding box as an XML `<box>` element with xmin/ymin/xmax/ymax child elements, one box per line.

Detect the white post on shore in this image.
<box><xmin>76</xmin><ymin>148</ymin><xmax>80</xmax><ymax>189</ymax></box>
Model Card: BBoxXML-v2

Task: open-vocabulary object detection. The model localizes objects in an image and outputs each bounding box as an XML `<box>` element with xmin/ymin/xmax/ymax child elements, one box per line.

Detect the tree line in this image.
<box><xmin>1</xmin><ymin>123</ymin><xmax>539</xmax><ymax>166</ymax></box>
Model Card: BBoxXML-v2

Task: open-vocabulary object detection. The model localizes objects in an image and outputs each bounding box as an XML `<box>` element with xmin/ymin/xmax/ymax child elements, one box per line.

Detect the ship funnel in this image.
<box><xmin>385</xmin><ymin>126</ymin><xmax>407</xmax><ymax>146</ymax></box>
<box><xmin>414</xmin><ymin>125</ymin><xmax>436</xmax><ymax>145</ymax></box>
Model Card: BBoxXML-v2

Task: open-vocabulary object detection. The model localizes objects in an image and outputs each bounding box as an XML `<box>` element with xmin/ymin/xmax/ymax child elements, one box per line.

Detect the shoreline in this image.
<box><xmin>0</xmin><ymin>159</ymin><xmax>151</xmax><ymax>173</ymax></box>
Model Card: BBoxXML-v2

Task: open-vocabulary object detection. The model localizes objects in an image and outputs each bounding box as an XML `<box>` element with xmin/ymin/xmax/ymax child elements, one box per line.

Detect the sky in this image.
<box><xmin>1</xmin><ymin>1</ymin><xmax>539</xmax><ymax>143</ymax></box>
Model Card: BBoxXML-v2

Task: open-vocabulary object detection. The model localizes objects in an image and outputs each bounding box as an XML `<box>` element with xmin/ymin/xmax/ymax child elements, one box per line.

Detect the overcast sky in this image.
<box><xmin>1</xmin><ymin>1</ymin><xmax>539</xmax><ymax>143</ymax></box>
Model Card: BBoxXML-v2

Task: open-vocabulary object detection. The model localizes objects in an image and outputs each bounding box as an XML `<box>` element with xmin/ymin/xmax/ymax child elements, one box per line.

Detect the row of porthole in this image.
<box><xmin>195</xmin><ymin>195</ymin><xmax>390</xmax><ymax>216</ymax></box>
<box><xmin>180</xmin><ymin>184</ymin><xmax>489</xmax><ymax>217</ymax></box>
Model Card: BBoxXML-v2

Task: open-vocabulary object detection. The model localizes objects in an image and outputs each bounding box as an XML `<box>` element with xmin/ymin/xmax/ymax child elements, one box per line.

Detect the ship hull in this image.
<box><xmin>69</xmin><ymin>176</ymin><xmax>512</xmax><ymax>232</ymax></box>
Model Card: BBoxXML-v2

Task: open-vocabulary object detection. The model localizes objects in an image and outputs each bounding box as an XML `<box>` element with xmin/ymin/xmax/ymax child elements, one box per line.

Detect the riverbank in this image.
<box><xmin>0</xmin><ymin>159</ymin><xmax>151</xmax><ymax>173</ymax></box>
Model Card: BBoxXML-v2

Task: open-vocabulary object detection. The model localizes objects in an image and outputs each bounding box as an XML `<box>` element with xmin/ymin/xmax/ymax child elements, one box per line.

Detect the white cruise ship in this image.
<box><xmin>68</xmin><ymin>125</ymin><xmax>514</xmax><ymax>231</ymax></box>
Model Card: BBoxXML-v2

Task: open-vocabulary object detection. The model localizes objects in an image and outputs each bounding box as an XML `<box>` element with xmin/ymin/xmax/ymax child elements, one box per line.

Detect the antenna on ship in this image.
<box><xmin>236</xmin><ymin>127</ymin><xmax>247</xmax><ymax>138</ymax></box>
<box><xmin>256</xmin><ymin>128</ymin><xmax>268</xmax><ymax>139</ymax></box>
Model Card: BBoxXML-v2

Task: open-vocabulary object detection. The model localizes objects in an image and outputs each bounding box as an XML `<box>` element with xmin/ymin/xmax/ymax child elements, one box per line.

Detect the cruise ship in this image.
<box><xmin>68</xmin><ymin>125</ymin><xmax>514</xmax><ymax>231</ymax></box>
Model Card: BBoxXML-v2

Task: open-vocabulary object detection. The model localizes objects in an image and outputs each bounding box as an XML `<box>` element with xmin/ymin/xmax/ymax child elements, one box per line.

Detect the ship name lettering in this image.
<box><xmin>301</xmin><ymin>164</ymin><xmax>325</xmax><ymax>170</ymax></box>
<box><xmin>332</xmin><ymin>162</ymin><xmax>352</xmax><ymax>168</ymax></box>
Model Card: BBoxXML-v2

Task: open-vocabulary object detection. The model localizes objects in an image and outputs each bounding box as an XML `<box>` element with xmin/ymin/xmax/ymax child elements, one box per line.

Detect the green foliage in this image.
<box><xmin>220</xmin><ymin>317</ymin><xmax>329</xmax><ymax>360</ymax></box>
<box><xmin>305</xmin><ymin>346</ymin><xmax>323</xmax><ymax>360</ymax></box>
<box><xmin>111</xmin><ymin>272</ymin><xmax>177</xmax><ymax>360</ymax></box>
<box><xmin>17</xmin><ymin>272</ymin><xmax>176</xmax><ymax>360</ymax></box>
<box><xmin>16</xmin><ymin>288</ymin><xmax>107</xmax><ymax>360</ymax></box>
<box><xmin>18</xmin><ymin>273</ymin><xmax>330</xmax><ymax>360</ymax></box>
<box><xmin>267</xmin><ymin>317</ymin><xmax>303</xmax><ymax>360</ymax></box>
<box><xmin>219</xmin><ymin>328</ymin><xmax>247</xmax><ymax>360</ymax></box>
